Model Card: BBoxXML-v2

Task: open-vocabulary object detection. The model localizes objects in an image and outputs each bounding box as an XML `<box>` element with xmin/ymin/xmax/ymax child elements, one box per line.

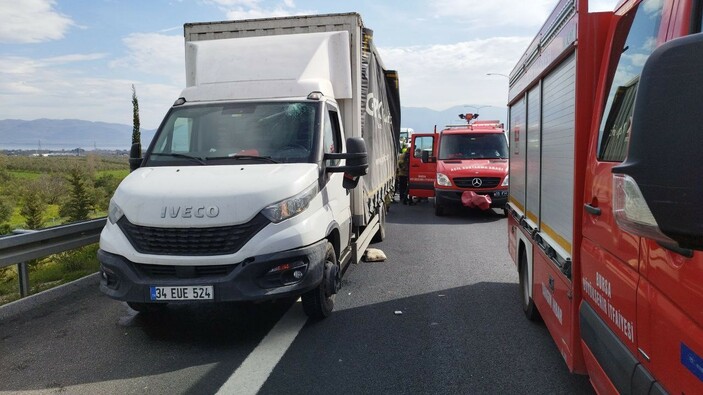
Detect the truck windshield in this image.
<box><xmin>145</xmin><ymin>101</ymin><xmax>320</xmax><ymax>166</ymax></box>
<box><xmin>438</xmin><ymin>133</ymin><xmax>508</xmax><ymax>160</ymax></box>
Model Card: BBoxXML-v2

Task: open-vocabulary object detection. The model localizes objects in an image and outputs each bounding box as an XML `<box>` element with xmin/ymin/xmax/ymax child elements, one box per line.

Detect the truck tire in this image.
<box><xmin>372</xmin><ymin>204</ymin><xmax>386</xmax><ymax>243</ymax></box>
<box><xmin>302</xmin><ymin>242</ymin><xmax>338</xmax><ymax>319</ymax></box>
<box><xmin>519</xmin><ymin>252</ymin><xmax>540</xmax><ymax>321</ymax></box>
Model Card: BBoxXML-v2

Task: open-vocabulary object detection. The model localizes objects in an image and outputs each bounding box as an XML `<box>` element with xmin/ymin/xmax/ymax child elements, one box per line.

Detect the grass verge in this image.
<box><xmin>0</xmin><ymin>244</ymin><xmax>100</xmax><ymax>306</ymax></box>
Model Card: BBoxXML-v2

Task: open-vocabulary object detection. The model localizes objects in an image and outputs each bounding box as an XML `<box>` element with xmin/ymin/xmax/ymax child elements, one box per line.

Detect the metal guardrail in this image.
<box><xmin>0</xmin><ymin>218</ymin><xmax>106</xmax><ymax>298</ymax></box>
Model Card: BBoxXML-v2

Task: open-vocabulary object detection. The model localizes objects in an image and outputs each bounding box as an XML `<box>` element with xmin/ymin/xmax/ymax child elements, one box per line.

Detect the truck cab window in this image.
<box><xmin>148</xmin><ymin>102</ymin><xmax>319</xmax><ymax>165</ymax></box>
<box><xmin>324</xmin><ymin>108</ymin><xmax>342</xmax><ymax>166</ymax></box>
<box><xmin>414</xmin><ymin>136</ymin><xmax>434</xmax><ymax>158</ymax></box>
<box><xmin>597</xmin><ymin>0</ymin><xmax>663</xmax><ymax>162</ymax></box>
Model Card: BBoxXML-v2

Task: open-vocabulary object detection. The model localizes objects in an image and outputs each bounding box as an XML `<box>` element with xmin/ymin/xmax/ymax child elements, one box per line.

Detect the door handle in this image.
<box><xmin>584</xmin><ymin>204</ymin><xmax>601</xmax><ymax>216</ymax></box>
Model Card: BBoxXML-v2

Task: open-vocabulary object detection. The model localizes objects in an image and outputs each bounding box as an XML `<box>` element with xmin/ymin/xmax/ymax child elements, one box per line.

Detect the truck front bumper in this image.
<box><xmin>435</xmin><ymin>188</ymin><xmax>508</xmax><ymax>208</ymax></box>
<box><xmin>98</xmin><ymin>239</ymin><xmax>327</xmax><ymax>304</ymax></box>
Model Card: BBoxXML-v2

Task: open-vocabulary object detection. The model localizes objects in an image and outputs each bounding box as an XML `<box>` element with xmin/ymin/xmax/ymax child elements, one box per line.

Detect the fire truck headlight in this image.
<box><xmin>437</xmin><ymin>173</ymin><xmax>452</xmax><ymax>187</ymax></box>
<box><xmin>501</xmin><ymin>176</ymin><xmax>509</xmax><ymax>187</ymax></box>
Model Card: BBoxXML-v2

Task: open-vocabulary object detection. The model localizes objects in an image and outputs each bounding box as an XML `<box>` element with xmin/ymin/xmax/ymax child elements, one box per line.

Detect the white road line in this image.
<box><xmin>216</xmin><ymin>301</ymin><xmax>308</xmax><ymax>395</ymax></box>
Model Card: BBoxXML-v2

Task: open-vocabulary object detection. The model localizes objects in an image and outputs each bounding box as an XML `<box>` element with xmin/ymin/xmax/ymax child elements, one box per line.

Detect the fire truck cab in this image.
<box><xmin>506</xmin><ymin>0</ymin><xmax>703</xmax><ymax>393</ymax></box>
<box><xmin>429</xmin><ymin>119</ymin><xmax>509</xmax><ymax>216</ymax></box>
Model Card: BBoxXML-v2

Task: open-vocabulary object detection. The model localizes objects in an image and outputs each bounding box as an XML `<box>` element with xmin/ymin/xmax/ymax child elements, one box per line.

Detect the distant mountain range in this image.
<box><xmin>0</xmin><ymin>105</ymin><xmax>507</xmax><ymax>151</ymax></box>
<box><xmin>0</xmin><ymin>119</ymin><xmax>156</xmax><ymax>151</ymax></box>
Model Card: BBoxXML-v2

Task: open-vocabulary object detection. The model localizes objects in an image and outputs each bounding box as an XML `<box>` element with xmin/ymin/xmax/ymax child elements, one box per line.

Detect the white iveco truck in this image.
<box><xmin>98</xmin><ymin>13</ymin><xmax>400</xmax><ymax>318</ymax></box>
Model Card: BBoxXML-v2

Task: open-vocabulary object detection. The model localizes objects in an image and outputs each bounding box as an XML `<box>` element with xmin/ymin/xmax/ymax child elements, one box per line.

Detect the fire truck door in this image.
<box><xmin>581</xmin><ymin>2</ymin><xmax>665</xmax><ymax>391</ymax></box>
<box><xmin>409</xmin><ymin>133</ymin><xmax>436</xmax><ymax>198</ymax></box>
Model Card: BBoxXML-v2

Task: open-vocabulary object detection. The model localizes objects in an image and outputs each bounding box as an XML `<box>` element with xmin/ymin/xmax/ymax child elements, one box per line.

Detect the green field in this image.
<box><xmin>0</xmin><ymin>154</ymin><xmax>128</xmax><ymax>305</ymax></box>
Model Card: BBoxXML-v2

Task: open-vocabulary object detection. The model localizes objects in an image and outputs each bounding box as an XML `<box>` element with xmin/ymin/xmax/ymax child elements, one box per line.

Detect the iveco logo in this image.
<box><xmin>161</xmin><ymin>205</ymin><xmax>219</xmax><ymax>219</ymax></box>
<box><xmin>471</xmin><ymin>178</ymin><xmax>483</xmax><ymax>187</ymax></box>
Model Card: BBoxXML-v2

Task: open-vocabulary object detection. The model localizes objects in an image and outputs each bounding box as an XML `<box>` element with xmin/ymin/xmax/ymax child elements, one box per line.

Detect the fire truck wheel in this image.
<box><xmin>519</xmin><ymin>252</ymin><xmax>540</xmax><ymax>321</ymax></box>
<box><xmin>434</xmin><ymin>202</ymin><xmax>444</xmax><ymax>216</ymax></box>
<box><xmin>302</xmin><ymin>242</ymin><xmax>337</xmax><ymax>319</ymax></box>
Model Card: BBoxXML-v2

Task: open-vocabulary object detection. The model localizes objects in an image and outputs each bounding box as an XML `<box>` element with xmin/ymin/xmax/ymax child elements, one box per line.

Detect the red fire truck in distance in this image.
<box><xmin>506</xmin><ymin>0</ymin><xmax>703</xmax><ymax>393</ymax></box>
<box><xmin>413</xmin><ymin>118</ymin><xmax>509</xmax><ymax>216</ymax></box>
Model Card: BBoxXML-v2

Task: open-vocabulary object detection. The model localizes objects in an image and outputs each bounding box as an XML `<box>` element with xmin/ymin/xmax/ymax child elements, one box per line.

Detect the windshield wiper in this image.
<box><xmin>149</xmin><ymin>152</ymin><xmax>206</xmax><ymax>165</ymax></box>
<box><xmin>207</xmin><ymin>155</ymin><xmax>279</xmax><ymax>164</ymax></box>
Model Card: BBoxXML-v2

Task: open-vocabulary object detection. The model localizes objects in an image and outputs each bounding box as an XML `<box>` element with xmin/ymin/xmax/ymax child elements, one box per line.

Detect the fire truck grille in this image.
<box><xmin>117</xmin><ymin>214</ymin><xmax>270</xmax><ymax>256</ymax></box>
<box><xmin>454</xmin><ymin>177</ymin><xmax>501</xmax><ymax>189</ymax></box>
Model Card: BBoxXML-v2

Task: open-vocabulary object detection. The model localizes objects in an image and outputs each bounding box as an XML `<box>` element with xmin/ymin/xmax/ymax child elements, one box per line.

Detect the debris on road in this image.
<box><xmin>394</xmin><ymin>310</ymin><xmax>403</xmax><ymax>315</ymax></box>
<box><xmin>363</xmin><ymin>248</ymin><xmax>387</xmax><ymax>262</ymax></box>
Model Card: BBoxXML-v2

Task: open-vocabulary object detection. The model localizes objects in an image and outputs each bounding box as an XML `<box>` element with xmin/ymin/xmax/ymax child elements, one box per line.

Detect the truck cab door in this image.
<box><xmin>323</xmin><ymin>104</ymin><xmax>352</xmax><ymax>252</ymax></box>
<box><xmin>408</xmin><ymin>133</ymin><xmax>436</xmax><ymax>198</ymax></box>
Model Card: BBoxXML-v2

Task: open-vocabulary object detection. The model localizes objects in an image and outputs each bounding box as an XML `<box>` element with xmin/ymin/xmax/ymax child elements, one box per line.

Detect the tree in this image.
<box><xmin>60</xmin><ymin>167</ymin><xmax>95</xmax><ymax>222</ymax></box>
<box><xmin>20</xmin><ymin>189</ymin><xmax>46</xmax><ymax>229</ymax></box>
<box><xmin>35</xmin><ymin>174</ymin><xmax>67</xmax><ymax>205</ymax></box>
<box><xmin>132</xmin><ymin>84</ymin><xmax>141</xmax><ymax>146</ymax></box>
<box><xmin>94</xmin><ymin>173</ymin><xmax>120</xmax><ymax>211</ymax></box>
<box><xmin>0</xmin><ymin>196</ymin><xmax>13</xmax><ymax>224</ymax></box>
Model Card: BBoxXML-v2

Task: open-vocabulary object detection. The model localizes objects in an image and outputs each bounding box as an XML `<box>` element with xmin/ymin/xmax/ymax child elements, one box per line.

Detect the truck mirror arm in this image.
<box><xmin>324</xmin><ymin>137</ymin><xmax>369</xmax><ymax>188</ymax></box>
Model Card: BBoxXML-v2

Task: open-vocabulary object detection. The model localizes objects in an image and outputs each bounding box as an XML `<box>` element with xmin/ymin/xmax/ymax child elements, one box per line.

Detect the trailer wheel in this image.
<box><xmin>372</xmin><ymin>204</ymin><xmax>386</xmax><ymax>243</ymax></box>
<box><xmin>302</xmin><ymin>242</ymin><xmax>338</xmax><ymax>319</ymax></box>
<box><xmin>519</xmin><ymin>252</ymin><xmax>540</xmax><ymax>321</ymax></box>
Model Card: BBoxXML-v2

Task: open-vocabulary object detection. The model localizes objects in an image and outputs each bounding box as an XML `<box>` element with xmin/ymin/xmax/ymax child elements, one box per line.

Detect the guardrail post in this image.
<box><xmin>18</xmin><ymin>261</ymin><xmax>30</xmax><ymax>298</ymax></box>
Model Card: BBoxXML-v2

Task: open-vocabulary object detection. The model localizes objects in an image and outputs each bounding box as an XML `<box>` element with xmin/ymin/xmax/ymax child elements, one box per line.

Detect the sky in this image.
<box><xmin>1</xmin><ymin>0</ymin><xmax>619</xmax><ymax>130</ymax></box>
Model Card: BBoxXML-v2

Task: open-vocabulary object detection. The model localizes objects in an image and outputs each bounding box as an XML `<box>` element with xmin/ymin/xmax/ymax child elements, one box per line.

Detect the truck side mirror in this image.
<box><xmin>612</xmin><ymin>32</ymin><xmax>703</xmax><ymax>250</ymax></box>
<box><xmin>421</xmin><ymin>150</ymin><xmax>436</xmax><ymax>163</ymax></box>
<box><xmin>324</xmin><ymin>137</ymin><xmax>368</xmax><ymax>190</ymax></box>
<box><xmin>129</xmin><ymin>142</ymin><xmax>142</xmax><ymax>172</ymax></box>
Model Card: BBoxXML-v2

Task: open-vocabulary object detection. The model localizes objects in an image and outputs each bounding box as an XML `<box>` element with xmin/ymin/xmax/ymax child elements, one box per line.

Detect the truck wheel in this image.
<box><xmin>519</xmin><ymin>252</ymin><xmax>540</xmax><ymax>321</ymax></box>
<box><xmin>372</xmin><ymin>204</ymin><xmax>386</xmax><ymax>243</ymax></box>
<box><xmin>127</xmin><ymin>302</ymin><xmax>166</xmax><ymax>314</ymax></box>
<box><xmin>302</xmin><ymin>242</ymin><xmax>338</xmax><ymax>319</ymax></box>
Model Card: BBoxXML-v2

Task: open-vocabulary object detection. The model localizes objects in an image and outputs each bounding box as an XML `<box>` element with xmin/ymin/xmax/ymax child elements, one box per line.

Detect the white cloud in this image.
<box><xmin>380</xmin><ymin>36</ymin><xmax>531</xmax><ymax>110</ymax></box>
<box><xmin>0</xmin><ymin>0</ymin><xmax>74</xmax><ymax>43</ymax></box>
<box><xmin>204</xmin><ymin>0</ymin><xmax>313</xmax><ymax>20</ymax></box>
<box><xmin>430</xmin><ymin>0</ymin><xmax>554</xmax><ymax>28</ymax></box>
<box><xmin>0</xmin><ymin>54</ymin><xmax>181</xmax><ymax>129</ymax></box>
<box><xmin>110</xmin><ymin>33</ymin><xmax>185</xmax><ymax>86</ymax></box>
<box><xmin>589</xmin><ymin>0</ymin><xmax>619</xmax><ymax>12</ymax></box>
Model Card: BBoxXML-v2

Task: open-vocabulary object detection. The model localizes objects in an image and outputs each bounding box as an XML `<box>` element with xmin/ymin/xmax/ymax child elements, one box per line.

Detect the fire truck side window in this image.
<box><xmin>597</xmin><ymin>0</ymin><xmax>663</xmax><ymax>162</ymax></box>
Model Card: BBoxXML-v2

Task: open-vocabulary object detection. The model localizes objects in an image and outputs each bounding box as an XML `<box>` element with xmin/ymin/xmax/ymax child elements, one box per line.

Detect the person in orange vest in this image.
<box><xmin>397</xmin><ymin>147</ymin><xmax>410</xmax><ymax>204</ymax></box>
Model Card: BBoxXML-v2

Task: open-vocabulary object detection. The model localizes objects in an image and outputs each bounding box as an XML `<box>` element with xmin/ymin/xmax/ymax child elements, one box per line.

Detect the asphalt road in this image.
<box><xmin>0</xmin><ymin>199</ymin><xmax>593</xmax><ymax>394</ymax></box>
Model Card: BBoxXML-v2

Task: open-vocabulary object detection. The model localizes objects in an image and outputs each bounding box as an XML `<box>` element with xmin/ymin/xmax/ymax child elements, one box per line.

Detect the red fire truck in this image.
<box><xmin>506</xmin><ymin>0</ymin><xmax>703</xmax><ymax>393</ymax></box>
<box><xmin>410</xmin><ymin>119</ymin><xmax>509</xmax><ymax>215</ymax></box>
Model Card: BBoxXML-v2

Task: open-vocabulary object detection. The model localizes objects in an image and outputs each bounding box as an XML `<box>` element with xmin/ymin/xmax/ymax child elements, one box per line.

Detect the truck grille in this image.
<box><xmin>117</xmin><ymin>214</ymin><xmax>270</xmax><ymax>256</ymax></box>
<box><xmin>454</xmin><ymin>177</ymin><xmax>501</xmax><ymax>189</ymax></box>
<box><xmin>136</xmin><ymin>263</ymin><xmax>236</xmax><ymax>278</ymax></box>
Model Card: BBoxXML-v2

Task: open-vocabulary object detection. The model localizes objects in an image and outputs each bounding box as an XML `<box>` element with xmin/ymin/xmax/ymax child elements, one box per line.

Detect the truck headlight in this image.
<box><xmin>501</xmin><ymin>176</ymin><xmax>509</xmax><ymax>187</ymax></box>
<box><xmin>437</xmin><ymin>173</ymin><xmax>452</xmax><ymax>187</ymax></box>
<box><xmin>108</xmin><ymin>199</ymin><xmax>124</xmax><ymax>224</ymax></box>
<box><xmin>261</xmin><ymin>183</ymin><xmax>319</xmax><ymax>223</ymax></box>
<box><xmin>612</xmin><ymin>174</ymin><xmax>675</xmax><ymax>245</ymax></box>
